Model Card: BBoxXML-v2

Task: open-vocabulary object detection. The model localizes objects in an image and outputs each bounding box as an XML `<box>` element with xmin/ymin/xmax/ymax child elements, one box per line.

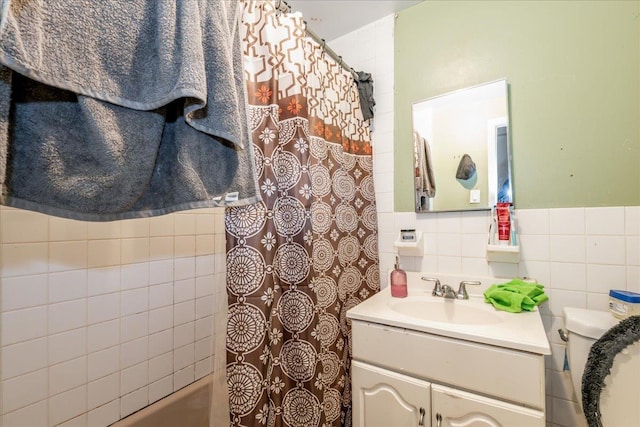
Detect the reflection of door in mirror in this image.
<box><xmin>496</xmin><ymin>126</ymin><xmax>512</xmax><ymax>203</ymax></box>
<box><xmin>412</xmin><ymin>79</ymin><xmax>512</xmax><ymax>213</ymax></box>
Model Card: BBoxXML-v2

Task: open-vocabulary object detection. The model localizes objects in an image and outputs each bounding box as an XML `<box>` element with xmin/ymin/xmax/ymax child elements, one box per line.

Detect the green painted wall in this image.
<box><xmin>395</xmin><ymin>1</ymin><xmax>640</xmax><ymax>211</ymax></box>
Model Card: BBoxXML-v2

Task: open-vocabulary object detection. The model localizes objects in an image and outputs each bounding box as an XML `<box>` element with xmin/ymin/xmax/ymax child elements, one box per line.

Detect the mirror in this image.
<box><xmin>412</xmin><ymin>79</ymin><xmax>512</xmax><ymax>212</ymax></box>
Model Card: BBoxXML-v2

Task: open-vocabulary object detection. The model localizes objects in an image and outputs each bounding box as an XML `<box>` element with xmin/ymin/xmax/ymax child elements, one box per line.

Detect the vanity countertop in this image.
<box><xmin>347</xmin><ymin>273</ymin><xmax>551</xmax><ymax>355</ymax></box>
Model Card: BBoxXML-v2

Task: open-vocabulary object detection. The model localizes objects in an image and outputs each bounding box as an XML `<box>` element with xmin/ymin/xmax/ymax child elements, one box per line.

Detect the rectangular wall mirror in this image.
<box><xmin>412</xmin><ymin>79</ymin><xmax>513</xmax><ymax>213</ymax></box>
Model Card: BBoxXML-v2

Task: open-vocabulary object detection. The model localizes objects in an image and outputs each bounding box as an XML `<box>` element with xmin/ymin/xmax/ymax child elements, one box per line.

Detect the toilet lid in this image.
<box><xmin>582</xmin><ymin>315</ymin><xmax>640</xmax><ymax>427</ymax></box>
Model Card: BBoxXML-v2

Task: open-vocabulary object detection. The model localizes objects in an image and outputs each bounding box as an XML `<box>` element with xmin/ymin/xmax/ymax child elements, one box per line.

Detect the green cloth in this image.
<box><xmin>483</xmin><ymin>279</ymin><xmax>549</xmax><ymax>313</ymax></box>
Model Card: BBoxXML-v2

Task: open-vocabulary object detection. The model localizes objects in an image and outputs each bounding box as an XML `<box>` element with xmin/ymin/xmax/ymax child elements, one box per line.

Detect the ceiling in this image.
<box><xmin>286</xmin><ymin>0</ymin><xmax>423</xmax><ymax>41</ymax></box>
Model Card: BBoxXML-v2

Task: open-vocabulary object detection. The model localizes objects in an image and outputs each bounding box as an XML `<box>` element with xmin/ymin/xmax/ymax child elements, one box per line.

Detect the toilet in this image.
<box><xmin>563</xmin><ymin>307</ymin><xmax>640</xmax><ymax>426</ymax></box>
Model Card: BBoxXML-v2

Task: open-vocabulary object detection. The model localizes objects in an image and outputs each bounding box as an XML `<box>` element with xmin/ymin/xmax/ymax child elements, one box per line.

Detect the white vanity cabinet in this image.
<box><xmin>431</xmin><ymin>384</ymin><xmax>544</xmax><ymax>427</ymax></box>
<box><xmin>352</xmin><ymin>361</ymin><xmax>430</xmax><ymax>427</ymax></box>
<box><xmin>350</xmin><ymin>320</ymin><xmax>546</xmax><ymax>427</ymax></box>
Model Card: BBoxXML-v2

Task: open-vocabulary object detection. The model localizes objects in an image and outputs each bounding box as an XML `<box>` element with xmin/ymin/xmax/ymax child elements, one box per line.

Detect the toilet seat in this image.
<box><xmin>582</xmin><ymin>315</ymin><xmax>640</xmax><ymax>427</ymax></box>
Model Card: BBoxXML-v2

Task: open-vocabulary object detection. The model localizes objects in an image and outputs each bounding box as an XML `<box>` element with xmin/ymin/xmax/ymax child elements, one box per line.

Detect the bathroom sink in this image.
<box><xmin>387</xmin><ymin>297</ymin><xmax>503</xmax><ymax>325</ymax></box>
<box><xmin>346</xmin><ymin>271</ymin><xmax>551</xmax><ymax>355</ymax></box>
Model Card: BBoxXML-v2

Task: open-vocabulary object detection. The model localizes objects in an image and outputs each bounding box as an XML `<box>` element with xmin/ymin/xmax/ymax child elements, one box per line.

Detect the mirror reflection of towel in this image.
<box><xmin>414</xmin><ymin>131</ymin><xmax>436</xmax><ymax>198</ymax></box>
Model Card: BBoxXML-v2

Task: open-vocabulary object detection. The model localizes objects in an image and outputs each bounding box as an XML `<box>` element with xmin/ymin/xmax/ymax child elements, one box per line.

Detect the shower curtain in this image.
<box><xmin>224</xmin><ymin>1</ymin><xmax>380</xmax><ymax>426</ymax></box>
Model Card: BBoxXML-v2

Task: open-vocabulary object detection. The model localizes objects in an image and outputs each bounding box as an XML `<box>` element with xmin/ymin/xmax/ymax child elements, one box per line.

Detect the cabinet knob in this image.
<box><xmin>435</xmin><ymin>412</ymin><xmax>442</xmax><ymax>427</ymax></box>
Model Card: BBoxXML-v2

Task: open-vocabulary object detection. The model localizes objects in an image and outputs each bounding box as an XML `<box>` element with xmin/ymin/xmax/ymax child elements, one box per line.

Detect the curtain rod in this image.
<box><xmin>275</xmin><ymin>0</ymin><xmax>358</xmax><ymax>79</ymax></box>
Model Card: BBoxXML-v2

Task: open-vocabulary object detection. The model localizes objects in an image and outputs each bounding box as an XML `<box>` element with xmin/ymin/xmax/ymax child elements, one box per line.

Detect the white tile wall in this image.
<box><xmin>0</xmin><ymin>207</ymin><xmax>226</xmax><ymax>427</ymax></box>
<box><xmin>331</xmin><ymin>14</ymin><xmax>640</xmax><ymax>427</ymax></box>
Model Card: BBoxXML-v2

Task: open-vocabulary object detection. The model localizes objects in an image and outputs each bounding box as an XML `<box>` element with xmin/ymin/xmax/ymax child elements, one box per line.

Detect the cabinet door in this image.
<box><xmin>431</xmin><ymin>384</ymin><xmax>545</xmax><ymax>427</ymax></box>
<box><xmin>352</xmin><ymin>361</ymin><xmax>430</xmax><ymax>427</ymax></box>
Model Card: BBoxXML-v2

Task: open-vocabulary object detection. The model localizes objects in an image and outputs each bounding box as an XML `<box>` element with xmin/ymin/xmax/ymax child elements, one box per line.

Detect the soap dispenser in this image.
<box><xmin>390</xmin><ymin>256</ymin><xmax>407</xmax><ymax>298</ymax></box>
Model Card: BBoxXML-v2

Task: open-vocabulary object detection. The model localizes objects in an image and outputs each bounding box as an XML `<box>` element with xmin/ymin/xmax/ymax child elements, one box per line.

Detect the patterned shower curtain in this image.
<box><xmin>224</xmin><ymin>1</ymin><xmax>380</xmax><ymax>426</ymax></box>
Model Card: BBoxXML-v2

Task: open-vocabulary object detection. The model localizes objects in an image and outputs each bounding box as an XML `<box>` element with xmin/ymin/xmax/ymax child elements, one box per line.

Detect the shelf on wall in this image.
<box><xmin>393</xmin><ymin>231</ymin><xmax>424</xmax><ymax>256</ymax></box>
<box><xmin>486</xmin><ymin>243</ymin><xmax>520</xmax><ymax>263</ymax></box>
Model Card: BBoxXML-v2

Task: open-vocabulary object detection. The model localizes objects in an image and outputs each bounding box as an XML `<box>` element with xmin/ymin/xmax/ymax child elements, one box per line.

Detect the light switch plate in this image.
<box><xmin>470</xmin><ymin>189</ymin><xmax>481</xmax><ymax>203</ymax></box>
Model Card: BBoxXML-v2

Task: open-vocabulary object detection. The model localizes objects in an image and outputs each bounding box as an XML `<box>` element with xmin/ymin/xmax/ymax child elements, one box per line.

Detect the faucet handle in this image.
<box><xmin>421</xmin><ymin>277</ymin><xmax>442</xmax><ymax>297</ymax></box>
<box><xmin>457</xmin><ymin>280</ymin><xmax>481</xmax><ymax>299</ymax></box>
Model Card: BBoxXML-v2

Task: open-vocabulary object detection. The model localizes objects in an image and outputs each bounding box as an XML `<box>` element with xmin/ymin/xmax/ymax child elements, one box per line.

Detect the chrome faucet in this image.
<box><xmin>421</xmin><ymin>277</ymin><xmax>442</xmax><ymax>297</ymax></box>
<box><xmin>422</xmin><ymin>278</ymin><xmax>482</xmax><ymax>300</ymax></box>
<box><xmin>441</xmin><ymin>284</ymin><xmax>457</xmax><ymax>299</ymax></box>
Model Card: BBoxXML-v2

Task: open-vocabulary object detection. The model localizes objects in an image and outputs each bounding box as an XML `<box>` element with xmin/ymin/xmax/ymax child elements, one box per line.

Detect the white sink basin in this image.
<box><xmin>346</xmin><ymin>272</ymin><xmax>551</xmax><ymax>355</ymax></box>
<box><xmin>387</xmin><ymin>297</ymin><xmax>503</xmax><ymax>325</ymax></box>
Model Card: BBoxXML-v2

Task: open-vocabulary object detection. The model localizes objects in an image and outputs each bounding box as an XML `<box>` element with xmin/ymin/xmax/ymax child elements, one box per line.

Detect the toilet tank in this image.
<box><xmin>563</xmin><ymin>307</ymin><xmax>618</xmax><ymax>410</ymax></box>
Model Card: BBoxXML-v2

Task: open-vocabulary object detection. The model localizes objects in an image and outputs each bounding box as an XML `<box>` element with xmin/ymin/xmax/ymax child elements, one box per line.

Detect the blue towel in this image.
<box><xmin>0</xmin><ymin>0</ymin><xmax>259</xmax><ymax>220</ymax></box>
